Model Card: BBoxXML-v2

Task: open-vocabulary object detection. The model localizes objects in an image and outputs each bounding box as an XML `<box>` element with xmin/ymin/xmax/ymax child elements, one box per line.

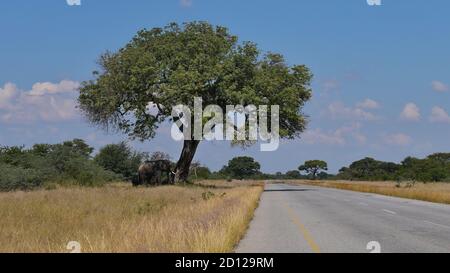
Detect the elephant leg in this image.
<box><xmin>138</xmin><ymin>173</ymin><xmax>143</xmax><ymax>185</ymax></box>
<box><xmin>150</xmin><ymin>172</ymin><xmax>155</xmax><ymax>185</ymax></box>
<box><xmin>157</xmin><ymin>171</ymin><xmax>162</xmax><ymax>185</ymax></box>
<box><xmin>146</xmin><ymin>173</ymin><xmax>152</xmax><ymax>186</ymax></box>
<box><xmin>153</xmin><ymin>173</ymin><xmax>158</xmax><ymax>185</ymax></box>
<box><xmin>139</xmin><ymin>173</ymin><xmax>146</xmax><ymax>186</ymax></box>
<box><xmin>167</xmin><ymin>171</ymin><xmax>171</xmax><ymax>185</ymax></box>
<box><xmin>132</xmin><ymin>174</ymin><xmax>139</xmax><ymax>186</ymax></box>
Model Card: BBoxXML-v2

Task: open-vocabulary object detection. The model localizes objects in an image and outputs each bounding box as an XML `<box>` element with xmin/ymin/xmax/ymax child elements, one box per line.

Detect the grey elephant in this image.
<box><xmin>135</xmin><ymin>160</ymin><xmax>174</xmax><ymax>186</ymax></box>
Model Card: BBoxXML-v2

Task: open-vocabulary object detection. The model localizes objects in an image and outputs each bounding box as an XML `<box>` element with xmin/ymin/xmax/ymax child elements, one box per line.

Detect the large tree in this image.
<box><xmin>78</xmin><ymin>22</ymin><xmax>313</xmax><ymax>182</ymax></box>
<box><xmin>222</xmin><ymin>156</ymin><xmax>261</xmax><ymax>179</ymax></box>
<box><xmin>299</xmin><ymin>160</ymin><xmax>328</xmax><ymax>180</ymax></box>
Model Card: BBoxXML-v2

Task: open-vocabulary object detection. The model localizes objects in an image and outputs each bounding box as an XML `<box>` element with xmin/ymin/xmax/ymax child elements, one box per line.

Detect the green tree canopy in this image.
<box><xmin>222</xmin><ymin>156</ymin><xmax>261</xmax><ymax>179</ymax></box>
<box><xmin>78</xmin><ymin>21</ymin><xmax>313</xmax><ymax>182</ymax></box>
<box><xmin>427</xmin><ymin>153</ymin><xmax>450</xmax><ymax>164</ymax></box>
<box><xmin>298</xmin><ymin>160</ymin><xmax>328</xmax><ymax>179</ymax></box>
<box><xmin>337</xmin><ymin>157</ymin><xmax>400</xmax><ymax>181</ymax></box>
<box><xmin>94</xmin><ymin>142</ymin><xmax>148</xmax><ymax>180</ymax></box>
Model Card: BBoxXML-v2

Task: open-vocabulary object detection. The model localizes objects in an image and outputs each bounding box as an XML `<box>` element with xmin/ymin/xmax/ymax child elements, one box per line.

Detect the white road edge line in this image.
<box><xmin>423</xmin><ymin>220</ymin><xmax>450</xmax><ymax>229</ymax></box>
<box><xmin>382</xmin><ymin>209</ymin><xmax>397</xmax><ymax>215</ymax></box>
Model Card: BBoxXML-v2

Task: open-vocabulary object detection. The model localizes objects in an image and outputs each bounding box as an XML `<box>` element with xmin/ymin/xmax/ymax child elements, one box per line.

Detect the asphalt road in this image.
<box><xmin>236</xmin><ymin>183</ymin><xmax>450</xmax><ymax>253</ymax></box>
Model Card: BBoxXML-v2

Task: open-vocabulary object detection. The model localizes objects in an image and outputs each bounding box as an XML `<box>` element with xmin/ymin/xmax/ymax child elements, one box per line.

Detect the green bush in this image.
<box><xmin>0</xmin><ymin>139</ymin><xmax>121</xmax><ymax>191</ymax></box>
<box><xmin>62</xmin><ymin>157</ymin><xmax>119</xmax><ymax>186</ymax></box>
<box><xmin>0</xmin><ymin>163</ymin><xmax>43</xmax><ymax>191</ymax></box>
<box><xmin>94</xmin><ymin>142</ymin><xmax>147</xmax><ymax>181</ymax></box>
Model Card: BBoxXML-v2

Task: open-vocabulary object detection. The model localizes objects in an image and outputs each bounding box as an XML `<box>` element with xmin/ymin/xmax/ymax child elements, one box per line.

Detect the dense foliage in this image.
<box><xmin>0</xmin><ymin>139</ymin><xmax>118</xmax><ymax>191</ymax></box>
<box><xmin>78</xmin><ymin>21</ymin><xmax>313</xmax><ymax>182</ymax></box>
<box><xmin>338</xmin><ymin>153</ymin><xmax>450</xmax><ymax>182</ymax></box>
<box><xmin>298</xmin><ymin>160</ymin><xmax>328</xmax><ymax>180</ymax></box>
<box><xmin>219</xmin><ymin>156</ymin><xmax>261</xmax><ymax>179</ymax></box>
<box><xmin>94</xmin><ymin>142</ymin><xmax>148</xmax><ymax>180</ymax></box>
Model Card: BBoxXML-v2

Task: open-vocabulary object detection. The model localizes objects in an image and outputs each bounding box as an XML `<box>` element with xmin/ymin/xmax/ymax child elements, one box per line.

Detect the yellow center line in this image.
<box><xmin>281</xmin><ymin>200</ymin><xmax>321</xmax><ymax>253</ymax></box>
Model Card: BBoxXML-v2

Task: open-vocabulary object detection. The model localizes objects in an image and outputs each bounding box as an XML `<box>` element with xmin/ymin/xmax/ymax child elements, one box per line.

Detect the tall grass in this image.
<box><xmin>0</xmin><ymin>182</ymin><xmax>263</xmax><ymax>253</ymax></box>
<box><xmin>288</xmin><ymin>180</ymin><xmax>450</xmax><ymax>204</ymax></box>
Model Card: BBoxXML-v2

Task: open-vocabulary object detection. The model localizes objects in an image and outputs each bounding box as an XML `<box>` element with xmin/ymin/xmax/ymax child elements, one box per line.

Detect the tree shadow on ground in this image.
<box><xmin>264</xmin><ymin>189</ymin><xmax>316</xmax><ymax>192</ymax></box>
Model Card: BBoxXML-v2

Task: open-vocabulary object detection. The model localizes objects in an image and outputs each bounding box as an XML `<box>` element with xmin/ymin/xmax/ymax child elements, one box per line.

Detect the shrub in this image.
<box><xmin>62</xmin><ymin>157</ymin><xmax>119</xmax><ymax>186</ymax></box>
<box><xmin>0</xmin><ymin>139</ymin><xmax>121</xmax><ymax>191</ymax></box>
<box><xmin>94</xmin><ymin>142</ymin><xmax>147</xmax><ymax>180</ymax></box>
<box><xmin>0</xmin><ymin>163</ymin><xmax>43</xmax><ymax>191</ymax></box>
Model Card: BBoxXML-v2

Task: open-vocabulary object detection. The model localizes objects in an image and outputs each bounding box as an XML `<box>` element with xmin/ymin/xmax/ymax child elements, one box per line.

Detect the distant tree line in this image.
<box><xmin>205</xmin><ymin>155</ymin><xmax>450</xmax><ymax>183</ymax></box>
<box><xmin>337</xmin><ymin>153</ymin><xmax>450</xmax><ymax>182</ymax></box>
<box><xmin>1</xmin><ymin>138</ymin><xmax>449</xmax><ymax>191</ymax></box>
<box><xmin>207</xmin><ymin>157</ymin><xmax>329</xmax><ymax>181</ymax></box>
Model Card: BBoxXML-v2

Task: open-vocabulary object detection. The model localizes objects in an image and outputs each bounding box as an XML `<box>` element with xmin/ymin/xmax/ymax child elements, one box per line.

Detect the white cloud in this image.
<box><xmin>400</xmin><ymin>103</ymin><xmax>421</xmax><ymax>121</ymax></box>
<box><xmin>383</xmin><ymin>133</ymin><xmax>412</xmax><ymax>146</ymax></box>
<box><xmin>327</xmin><ymin>101</ymin><xmax>379</xmax><ymax>121</ymax></box>
<box><xmin>0</xmin><ymin>83</ymin><xmax>19</xmax><ymax>110</ymax></box>
<box><xmin>302</xmin><ymin>123</ymin><xmax>366</xmax><ymax>146</ymax></box>
<box><xmin>0</xmin><ymin>80</ymin><xmax>80</xmax><ymax>123</ymax></box>
<box><xmin>432</xmin><ymin>80</ymin><xmax>449</xmax><ymax>92</ymax></box>
<box><xmin>180</xmin><ymin>0</ymin><xmax>192</xmax><ymax>7</ymax></box>
<box><xmin>356</xmin><ymin>99</ymin><xmax>380</xmax><ymax>110</ymax></box>
<box><xmin>430</xmin><ymin>106</ymin><xmax>450</xmax><ymax>123</ymax></box>
<box><xmin>28</xmin><ymin>80</ymin><xmax>79</xmax><ymax>96</ymax></box>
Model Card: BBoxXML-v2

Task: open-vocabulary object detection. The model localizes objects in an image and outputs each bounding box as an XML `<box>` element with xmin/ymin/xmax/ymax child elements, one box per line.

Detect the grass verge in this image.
<box><xmin>285</xmin><ymin>180</ymin><xmax>450</xmax><ymax>205</ymax></box>
<box><xmin>0</xmin><ymin>181</ymin><xmax>263</xmax><ymax>253</ymax></box>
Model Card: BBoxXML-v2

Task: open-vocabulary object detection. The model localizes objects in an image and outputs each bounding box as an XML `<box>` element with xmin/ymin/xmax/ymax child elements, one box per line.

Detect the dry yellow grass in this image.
<box><xmin>0</xmin><ymin>181</ymin><xmax>263</xmax><ymax>253</ymax></box>
<box><xmin>286</xmin><ymin>180</ymin><xmax>450</xmax><ymax>205</ymax></box>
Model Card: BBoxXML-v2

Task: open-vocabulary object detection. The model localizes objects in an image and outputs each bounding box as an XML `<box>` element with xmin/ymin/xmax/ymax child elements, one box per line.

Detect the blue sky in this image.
<box><xmin>1</xmin><ymin>0</ymin><xmax>450</xmax><ymax>173</ymax></box>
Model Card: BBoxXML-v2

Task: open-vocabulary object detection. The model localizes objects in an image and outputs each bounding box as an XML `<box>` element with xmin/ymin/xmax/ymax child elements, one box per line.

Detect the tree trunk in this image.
<box><xmin>312</xmin><ymin>168</ymin><xmax>319</xmax><ymax>180</ymax></box>
<box><xmin>173</xmin><ymin>140</ymin><xmax>200</xmax><ymax>183</ymax></box>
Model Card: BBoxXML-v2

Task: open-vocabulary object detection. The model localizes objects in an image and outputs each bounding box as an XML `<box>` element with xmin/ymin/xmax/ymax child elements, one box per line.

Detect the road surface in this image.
<box><xmin>237</xmin><ymin>183</ymin><xmax>450</xmax><ymax>253</ymax></box>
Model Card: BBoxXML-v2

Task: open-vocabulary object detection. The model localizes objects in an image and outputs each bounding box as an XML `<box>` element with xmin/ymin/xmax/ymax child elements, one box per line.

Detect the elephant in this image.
<box><xmin>135</xmin><ymin>160</ymin><xmax>174</xmax><ymax>186</ymax></box>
